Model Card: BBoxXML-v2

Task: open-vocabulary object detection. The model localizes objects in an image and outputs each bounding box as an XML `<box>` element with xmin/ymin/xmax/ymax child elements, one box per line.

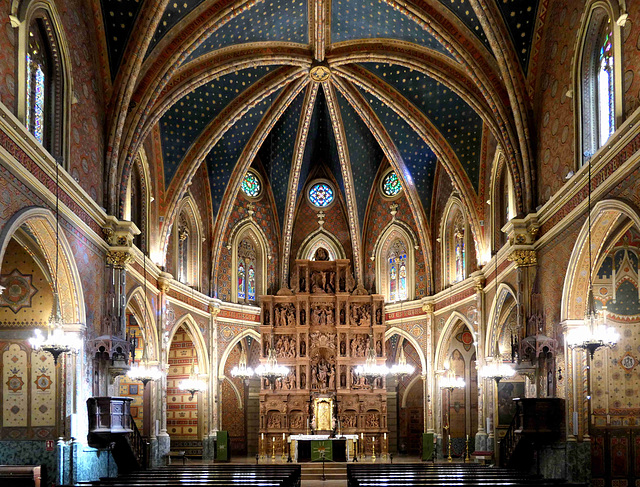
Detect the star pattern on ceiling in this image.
<box><xmin>101</xmin><ymin>0</ymin><xmax>541</xmax><ymax>290</ymax></box>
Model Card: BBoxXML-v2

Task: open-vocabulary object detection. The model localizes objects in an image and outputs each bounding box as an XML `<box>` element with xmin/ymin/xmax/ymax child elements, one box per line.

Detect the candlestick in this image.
<box><xmin>272</xmin><ymin>437</ymin><xmax>275</xmax><ymax>461</ymax></box>
<box><xmin>282</xmin><ymin>435</ymin><xmax>286</xmax><ymax>461</ymax></box>
<box><xmin>372</xmin><ymin>437</ymin><xmax>376</xmax><ymax>463</ymax></box>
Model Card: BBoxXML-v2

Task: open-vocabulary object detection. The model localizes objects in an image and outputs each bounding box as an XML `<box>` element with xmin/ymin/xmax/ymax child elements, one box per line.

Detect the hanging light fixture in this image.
<box><xmin>566</xmin><ymin>156</ymin><xmax>619</xmax><ymax>358</ymax></box>
<box><xmin>179</xmin><ymin>363</ymin><xmax>207</xmax><ymax>399</ymax></box>
<box><xmin>256</xmin><ymin>334</ymin><xmax>289</xmax><ymax>384</ymax></box>
<box><xmin>231</xmin><ymin>345</ymin><xmax>254</xmax><ymax>381</ymax></box>
<box><xmin>479</xmin><ymin>341</ymin><xmax>516</xmax><ymax>383</ymax></box>
<box><xmin>355</xmin><ymin>322</ymin><xmax>390</xmax><ymax>378</ymax></box>
<box><xmin>439</xmin><ymin>362</ymin><xmax>465</xmax><ymax>461</ymax></box>
<box><xmin>29</xmin><ymin>161</ymin><xmax>82</xmax><ymax>364</ymax></box>
<box><xmin>127</xmin><ymin>186</ymin><xmax>163</xmax><ymax>386</ymax></box>
<box><xmin>389</xmin><ymin>304</ymin><xmax>415</xmax><ymax>376</ymax></box>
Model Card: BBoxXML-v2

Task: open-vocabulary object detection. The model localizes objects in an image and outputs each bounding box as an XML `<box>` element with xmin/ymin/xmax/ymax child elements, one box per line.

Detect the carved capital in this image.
<box><xmin>422</xmin><ymin>303</ymin><xmax>434</xmax><ymax>314</ymax></box>
<box><xmin>507</xmin><ymin>249</ymin><xmax>537</xmax><ymax>267</ymax></box>
<box><xmin>106</xmin><ymin>250</ymin><xmax>132</xmax><ymax>268</ymax></box>
<box><xmin>157</xmin><ymin>272</ymin><xmax>173</xmax><ymax>293</ymax></box>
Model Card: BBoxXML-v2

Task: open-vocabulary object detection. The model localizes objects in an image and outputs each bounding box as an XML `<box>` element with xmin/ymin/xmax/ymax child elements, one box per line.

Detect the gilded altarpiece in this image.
<box><xmin>259</xmin><ymin>259</ymin><xmax>387</xmax><ymax>450</ymax></box>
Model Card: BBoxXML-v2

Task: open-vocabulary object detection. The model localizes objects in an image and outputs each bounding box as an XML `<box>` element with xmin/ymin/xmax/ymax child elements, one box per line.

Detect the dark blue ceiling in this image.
<box><xmin>159</xmin><ymin>66</ymin><xmax>276</xmax><ymax>187</ymax></box>
<box><xmin>207</xmin><ymin>92</ymin><xmax>281</xmax><ymax>219</ymax></box>
<box><xmin>258</xmin><ymin>88</ymin><xmax>307</xmax><ymax>228</ymax></box>
<box><xmin>298</xmin><ymin>87</ymin><xmax>345</xmax><ymax>198</ymax></box>
<box><xmin>357</xmin><ymin>86</ymin><xmax>437</xmax><ymax>220</ymax></box>
<box><xmin>496</xmin><ymin>0</ymin><xmax>539</xmax><ymax>71</ymax></box>
<box><xmin>183</xmin><ymin>0</ymin><xmax>309</xmax><ymax>65</ymax></box>
<box><xmin>100</xmin><ymin>0</ymin><xmax>143</xmax><ymax>79</ymax></box>
<box><xmin>437</xmin><ymin>0</ymin><xmax>490</xmax><ymax>50</ymax></box>
<box><xmin>335</xmin><ymin>90</ymin><xmax>384</xmax><ymax>231</ymax></box>
<box><xmin>361</xmin><ymin>62</ymin><xmax>482</xmax><ymax>191</ymax></box>
<box><xmin>146</xmin><ymin>0</ymin><xmax>208</xmax><ymax>58</ymax></box>
<box><xmin>331</xmin><ymin>0</ymin><xmax>455</xmax><ymax>61</ymax></box>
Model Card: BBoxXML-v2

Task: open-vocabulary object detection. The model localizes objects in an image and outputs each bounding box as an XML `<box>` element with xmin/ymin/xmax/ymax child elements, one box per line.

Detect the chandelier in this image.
<box><xmin>255</xmin><ymin>346</ymin><xmax>288</xmax><ymax>383</ymax></box>
<box><xmin>231</xmin><ymin>346</ymin><xmax>254</xmax><ymax>381</ymax></box>
<box><xmin>355</xmin><ymin>334</ymin><xmax>390</xmax><ymax>378</ymax></box>
<box><xmin>179</xmin><ymin>364</ymin><xmax>207</xmax><ymax>398</ymax></box>
<box><xmin>389</xmin><ymin>345</ymin><xmax>415</xmax><ymax>376</ymax></box>
<box><xmin>479</xmin><ymin>343</ymin><xmax>515</xmax><ymax>383</ymax></box>
<box><xmin>439</xmin><ymin>364</ymin><xmax>465</xmax><ymax>391</ymax></box>
<box><xmin>566</xmin><ymin>156</ymin><xmax>618</xmax><ymax>358</ymax></box>
<box><xmin>127</xmin><ymin>355</ymin><xmax>163</xmax><ymax>386</ymax></box>
<box><xmin>29</xmin><ymin>162</ymin><xmax>81</xmax><ymax>364</ymax></box>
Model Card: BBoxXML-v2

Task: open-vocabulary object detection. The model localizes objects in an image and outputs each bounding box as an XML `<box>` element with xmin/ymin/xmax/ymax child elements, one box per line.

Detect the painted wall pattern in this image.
<box><xmin>167</xmin><ymin>325</ymin><xmax>199</xmax><ymax>439</ymax></box>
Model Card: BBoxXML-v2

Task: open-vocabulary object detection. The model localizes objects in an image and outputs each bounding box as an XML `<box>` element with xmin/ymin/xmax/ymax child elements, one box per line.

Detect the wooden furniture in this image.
<box><xmin>0</xmin><ymin>465</ymin><xmax>46</xmax><ymax>487</ymax></box>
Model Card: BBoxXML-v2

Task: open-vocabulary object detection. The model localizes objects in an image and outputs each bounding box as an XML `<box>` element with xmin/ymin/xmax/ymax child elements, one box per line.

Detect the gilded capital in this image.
<box><xmin>106</xmin><ymin>250</ymin><xmax>132</xmax><ymax>268</ymax></box>
<box><xmin>422</xmin><ymin>302</ymin><xmax>435</xmax><ymax>314</ymax></box>
<box><xmin>507</xmin><ymin>249</ymin><xmax>537</xmax><ymax>267</ymax></box>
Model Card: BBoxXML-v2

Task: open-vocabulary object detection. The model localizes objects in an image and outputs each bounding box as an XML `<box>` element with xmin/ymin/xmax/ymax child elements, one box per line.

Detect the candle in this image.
<box><xmin>384</xmin><ymin>433</ymin><xmax>387</xmax><ymax>440</ymax></box>
<box><xmin>261</xmin><ymin>433</ymin><xmax>264</xmax><ymax>440</ymax></box>
<box><xmin>272</xmin><ymin>437</ymin><xmax>275</xmax><ymax>443</ymax></box>
<box><xmin>360</xmin><ymin>432</ymin><xmax>363</xmax><ymax>439</ymax></box>
<box><xmin>283</xmin><ymin>433</ymin><xmax>285</xmax><ymax>440</ymax></box>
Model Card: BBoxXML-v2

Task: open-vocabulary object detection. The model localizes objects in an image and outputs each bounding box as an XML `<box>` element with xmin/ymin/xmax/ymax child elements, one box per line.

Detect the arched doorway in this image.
<box><xmin>219</xmin><ymin>335</ymin><xmax>261</xmax><ymax>456</ymax></box>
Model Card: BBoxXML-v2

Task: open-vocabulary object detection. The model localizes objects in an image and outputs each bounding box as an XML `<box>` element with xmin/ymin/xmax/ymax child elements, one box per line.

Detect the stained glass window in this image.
<box><xmin>26</xmin><ymin>24</ymin><xmax>48</xmax><ymax>146</ymax></box>
<box><xmin>178</xmin><ymin>226</ymin><xmax>189</xmax><ymax>284</ymax></box>
<box><xmin>237</xmin><ymin>262</ymin><xmax>246</xmax><ymax>300</ymax></box>
<box><xmin>248</xmin><ymin>265</ymin><xmax>255</xmax><ymax>301</ymax></box>
<box><xmin>309</xmin><ymin>182</ymin><xmax>334</xmax><ymax>207</ymax></box>
<box><xmin>388</xmin><ymin>240</ymin><xmax>408</xmax><ymax>302</ymax></box>
<box><xmin>241</xmin><ymin>172</ymin><xmax>261</xmax><ymax>198</ymax></box>
<box><xmin>597</xmin><ymin>23</ymin><xmax>614</xmax><ymax>148</ymax></box>
<box><xmin>382</xmin><ymin>171</ymin><xmax>402</xmax><ymax>197</ymax></box>
<box><xmin>455</xmin><ymin>228</ymin><xmax>465</xmax><ymax>282</ymax></box>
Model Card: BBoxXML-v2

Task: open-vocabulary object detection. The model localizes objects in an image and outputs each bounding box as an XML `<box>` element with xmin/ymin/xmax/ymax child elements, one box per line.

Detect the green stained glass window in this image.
<box><xmin>382</xmin><ymin>171</ymin><xmax>402</xmax><ymax>197</ymax></box>
<box><xmin>309</xmin><ymin>183</ymin><xmax>334</xmax><ymax>207</ymax></box>
<box><xmin>241</xmin><ymin>172</ymin><xmax>261</xmax><ymax>198</ymax></box>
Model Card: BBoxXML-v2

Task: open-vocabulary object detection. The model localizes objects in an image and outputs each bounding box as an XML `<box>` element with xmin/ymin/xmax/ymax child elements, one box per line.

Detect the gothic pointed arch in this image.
<box><xmin>440</xmin><ymin>196</ymin><xmax>471</xmax><ymax>286</ymax></box>
<box><xmin>296</xmin><ymin>228</ymin><xmax>346</xmax><ymax>262</ymax></box>
<box><xmin>125</xmin><ymin>285</ymin><xmax>159</xmax><ymax>362</ymax></box>
<box><xmin>13</xmin><ymin>0</ymin><xmax>73</xmax><ymax>164</ymax></box>
<box><xmin>167</xmin><ymin>314</ymin><xmax>210</xmax><ymax>374</ymax></box>
<box><xmin>229</xmin><ymin>219</ymin><xmax>269</xmax><ymax>305</ymax></box>
<box><xmin>123</xmin><ymin>150</ymin><xmax>152</xmax><ymax>253</ymax></box>
<box><xmin>572</xmin><ymin>0</ymin><xmax>624</xmax><ymax>168</ymax></box>
<box><xmin>373</xmin><ymin>222</ymin><xmax>416</xmax><ymax>303</ymax></box>
<box><xmin>170</xmin><ymin>195</ymin><xmax>203</xmax><ymax>289</ymax></box>
<box><xmin>485</xmin><ymin>283</ymin><xmax>518</xmax><ymax>359</ymax></box>
<box><xmin>489</xmin><ymin>150</ymin><xmax>516</xmax><ymax>252</ymax></box>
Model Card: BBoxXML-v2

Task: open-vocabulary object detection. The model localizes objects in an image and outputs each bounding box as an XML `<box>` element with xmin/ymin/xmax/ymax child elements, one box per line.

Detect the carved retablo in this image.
<box><xmin>259</xmin><ymin>259</ymin><xmax>387</xmax><ymax>440</ymax></box>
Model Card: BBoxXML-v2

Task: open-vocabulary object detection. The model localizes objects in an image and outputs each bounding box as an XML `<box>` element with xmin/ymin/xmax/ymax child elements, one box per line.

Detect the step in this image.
<box><xmin>301</xmin><ymin>463</ymin><xmax>347</xmax><ymax>481</ymax></box>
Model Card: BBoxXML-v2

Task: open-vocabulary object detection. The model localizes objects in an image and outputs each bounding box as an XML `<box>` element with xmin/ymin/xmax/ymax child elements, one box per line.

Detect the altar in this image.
<box><xmin>290</xmin><ymin>434</ymin><xmax>359</xmax><ymax>462</ymax></box>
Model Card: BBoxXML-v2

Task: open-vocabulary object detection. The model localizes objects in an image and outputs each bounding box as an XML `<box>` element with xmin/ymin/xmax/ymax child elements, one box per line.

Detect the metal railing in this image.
<box><xmin>129</xmin><ymin>415</ymin><xmax>149</xmax><ymax>469</ymax></box>
<box><xmin>499</xmin><ymin>401</ymin><xmax>521</xmax><ymax>467</ymax></box>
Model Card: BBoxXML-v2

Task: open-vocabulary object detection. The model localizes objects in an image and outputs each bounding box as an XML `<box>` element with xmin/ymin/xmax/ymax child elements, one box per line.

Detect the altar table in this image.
<box><xmin>289</xmin><ymin>434</ymin><xmax>359</xmax><ymax>462</ymax></box>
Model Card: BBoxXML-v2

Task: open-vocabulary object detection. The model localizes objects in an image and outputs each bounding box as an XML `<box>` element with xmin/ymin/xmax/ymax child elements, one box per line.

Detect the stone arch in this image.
<box><xmin>171</xmin><ymin>195</ymin><xmax>204</xmax><ymax>288</ymax></box>
<box><xmin>440</xmin><ymin>195</ymin><xmax>474</xmax><ymax>286</ymax></box>
<box><xmin>561</xmin><ymin>199</ymin><xmax>640</xmax><ymax>321</ymax></box>
<box><xmin>384</xmin><ymin>326</ymin><xmax>426</xmax><ymax>374</ymax></box>
<box><xmin>125</xmin><ymin>286</ymin><xmax>159</xmax><ymax>362</ymax></box>
<box><xmin>168</xmin><ymin>314</ymin><xmax>210</xmax><ymax>374</ymax></box>
<box><xmin>485</xmin><ymin>283</ymin><xmax>518</xmax><ymax>358</ymax></box>
<box><xmin>0</xmin><ymin>207</ymin><xmax>85</xmax><ymax>326</ymax></box>
<box><xmin>218</xmin><ymin>329</ymin><xmax>261</xmax><ymax>379</ymax></box>
<box><xmin>401</xmin><ymin>374</ymin><xmax>423</xmax><ymax>408</ymax></box>
<box><xmin>297</xmin><ymin>228</ymin><xmax>346</xmax><ymax>261</ymax></box>
<box><xmin>434</xmin><ymin>311</ymin><xmax>476</xmax><ymax>371</ymax></box>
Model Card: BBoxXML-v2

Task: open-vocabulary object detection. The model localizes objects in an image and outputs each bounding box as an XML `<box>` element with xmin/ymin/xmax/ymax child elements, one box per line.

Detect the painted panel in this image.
<box><xmin>3</xmin><ymin>344</ymin><xmax>27</xmax><ymax>427</ymax></box>
<box><xmin>30</xmin><ymin>350</ymin><xmax>55</xmax><ymax>426</ymax></box>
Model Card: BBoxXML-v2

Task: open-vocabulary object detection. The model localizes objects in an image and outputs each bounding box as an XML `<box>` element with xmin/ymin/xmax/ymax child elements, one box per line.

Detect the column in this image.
<box><xmin>156</xmin><ymin>273</ymin><xmax>172</xmax><ymax>459</ymax></box>
<box><xmin>421</xmin><ymin>300</ymin><xmax>435</xmax><ymax>433</ymax></box>
<box><xmin>472</xmin><ymin>273</ymin><xmax>487</xmax><ymax>451</ymax></box>
<box><xmin>203</xmin><ymin>299</ymin><xmax>221</xmax><ymax>459</ymax></box>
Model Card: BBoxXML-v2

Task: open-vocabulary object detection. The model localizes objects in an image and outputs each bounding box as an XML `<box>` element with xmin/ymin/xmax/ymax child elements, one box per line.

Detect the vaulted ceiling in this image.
<box><xmin>100</xmin><ymin>0</ymin><xmax>541</xmax><ymax>285</ymax></box>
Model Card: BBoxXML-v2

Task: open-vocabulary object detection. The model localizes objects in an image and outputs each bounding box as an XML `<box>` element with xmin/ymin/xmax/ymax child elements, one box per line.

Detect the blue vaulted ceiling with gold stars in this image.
<box><xmin>104</xmin><ymin>0</ymin><xmax>542</xmax><ymax>285</ymax></box>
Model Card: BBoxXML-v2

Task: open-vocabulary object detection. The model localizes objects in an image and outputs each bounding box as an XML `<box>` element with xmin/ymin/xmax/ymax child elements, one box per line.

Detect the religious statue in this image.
<box><xmin>326</xmin><ymin>271</ymin><xmax>336</xmax><ymax>293</ymax></box>
<box><xmin>340</xmin><ymin>307</ymin><xmax>345</xmax><ymax>325</ymax></box>
<box><xmin>340</xmin><ymin>371</ymin><xmax>346</xmax><ymax>388</ymax></box>
<box><xmin>314</xmin><ymin>247</ymin><xmax>329</xmax><ymax>261</ymax></box>
<box><xmin>311</xmin><ymin>271</ymin><xmax>325</xmax><ymax>293</ymax></box>
<box><xmin>300</xmin><ymin>308</ymin><xmax>306</xmax><ymax>327</ymax></box>
<box><xmin>300</xmin><ymin>338</ymin><xmax>306</xmax><ymax>357</ymax></box>
<box><xmin>329</xmin><ymin>365</ymin><xmax>336</xmax><ymax>389</ymax></box>
<box><xmin>346</xmin><ymin>265</ymin><xmax>356</xmax><ymax>293</ymax></box>
<box><xmin>340</xmin><ymin>339</ymin><xmax>346</xmax><ymax>356</ymax></box>
<box><xmin>376</xmin><ymin>340</ymin><xmax>382</xmax><ymax>357</ymax></box>
<box><xmin>376</xmin><ymin>307</ymin><xmax>382</xmax><ymax>325</ymax></box>
<box><xmin>300</xmin><ymin>371</ymin><xmax>306</xmax><ymax>389</ymax></box>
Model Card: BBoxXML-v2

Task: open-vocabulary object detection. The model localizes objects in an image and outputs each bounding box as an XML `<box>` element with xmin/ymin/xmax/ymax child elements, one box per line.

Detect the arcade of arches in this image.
<box><xmin>0</xmin><ymin>0</ymin><xmax>639</xmax><ymax>485</ymax></box>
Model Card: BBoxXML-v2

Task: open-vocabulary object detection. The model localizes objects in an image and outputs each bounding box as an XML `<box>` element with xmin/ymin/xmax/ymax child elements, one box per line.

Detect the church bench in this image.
<box><xmin>0</xmin><ymin>465</ymin><xmax>46</xmax><ymax>487</ymax></box>
<box><xmin>164</xmin><ymin>450</ymin><xmax>186</xmax><ymax>465</ymax></box>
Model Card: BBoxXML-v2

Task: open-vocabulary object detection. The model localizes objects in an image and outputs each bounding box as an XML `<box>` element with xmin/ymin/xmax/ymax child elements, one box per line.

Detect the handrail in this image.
<box><xmin>129</xmin><ymin>415</ymin><xmax>149</xmax><ymax>469</ymax></box>
<box><xmin>499</xmin><ymin>400</ymin><xmax>521</xmax><ymax>467</ymax></box>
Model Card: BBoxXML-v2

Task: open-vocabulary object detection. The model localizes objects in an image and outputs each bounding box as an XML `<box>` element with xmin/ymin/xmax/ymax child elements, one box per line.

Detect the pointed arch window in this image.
<box><xmin>579</xmin><ymin>8</ymin><xmax>619</xmax><ymax>165</ymax></box>
<box><xmin>23</xmin><ymin>12</ymin><xmax>65</xmax><ymax>161</ymax></box>
<box><xmin>177</xmin><ymin>219</ymin><xmax>190</xmax><ymax>284</ymax></box>
<box><xmin>387</xmin><ymin>239</ymin><xmax>408</xmax><ymax>302</ymax></box>
<box><xmin>237</xmin><ymin>239</ymin><xmax>257</xmax><ymax>303</ymax></box>
<box><xmin>454</xmin><ymin>225</ymin><xmax>466</xmax><ymax>283</ymax></box>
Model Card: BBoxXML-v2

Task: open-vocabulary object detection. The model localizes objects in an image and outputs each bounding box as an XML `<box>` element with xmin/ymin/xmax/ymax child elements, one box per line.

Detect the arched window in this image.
<box><xmin>374</xmin><ymin>223</ymin><xmax>416</xmax><ymax>303</ymax></box>
<box><xmin>577</xmin><ymin>4</ymin><xmax>622</xmax><ymax>165</ymax></box>
<box><xmin>171</xmin><ymin>197</ymin><xmax>203</xmax><ymax>289</ymax></box>
<box><xmin>387</xmin><ymin>240</ymin><xmax>408</xmax><ymax>302</ymax></box>
<box><xmin>237</xmin><ymin>239</ymin><xmax>257</xmax><ymax>302</ymax></box>
<box><xmin>18</xmin><ymin>5</ymin><xmax>69</xmax><ymax>162</ymax></box>
<box><xmin>441</xmin><ymin>198</ymin><xmax>469</xmax><ymax>286</ymax></box>
<box><xmin>230</xmin><ymin>222</ymin><xmax>269</xmax><ymax>304</ymax></box>
<box><xmin>128</xmin><ymin>160</ymin><xmax>146</xmax><ymax>252</ymax></box>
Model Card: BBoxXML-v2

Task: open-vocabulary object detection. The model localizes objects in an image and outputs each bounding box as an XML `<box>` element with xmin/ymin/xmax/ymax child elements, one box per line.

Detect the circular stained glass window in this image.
<box><xmin>241</xmin><ymin>171</ymin><xmax>261</xmax><ymax>198</ymax></box>
<box><xmin>382</xmin><ymin>171</ymin><xmax>402</xmax><ymax>197</ymax></box>
<box><xmin>308</xmin><ymin>182</ymin><xmax>334</xmax><ymax>207</ymax></box>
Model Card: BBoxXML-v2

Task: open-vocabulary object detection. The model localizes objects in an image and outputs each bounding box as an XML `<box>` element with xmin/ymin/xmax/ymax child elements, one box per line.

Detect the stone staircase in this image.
<box><xmin>301</xmin><ymin>462</ymin><xmax>347</xmax><ymax>484</ymax></box>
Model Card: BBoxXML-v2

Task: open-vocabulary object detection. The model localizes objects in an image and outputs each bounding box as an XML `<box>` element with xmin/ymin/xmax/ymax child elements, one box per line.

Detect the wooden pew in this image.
<box><xmin>0</xmin><ymin>465</ymin><xmax>46</xmax><ymax>487</ymax></box>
